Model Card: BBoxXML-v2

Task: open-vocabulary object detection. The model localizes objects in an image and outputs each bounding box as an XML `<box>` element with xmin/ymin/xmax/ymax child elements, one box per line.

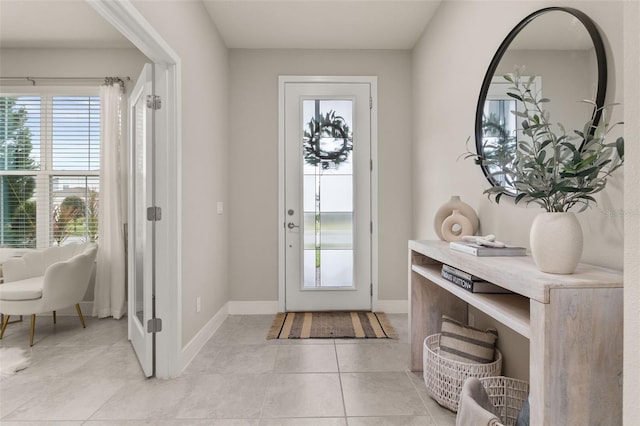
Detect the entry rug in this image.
<box><xmin>267</xmin><ymin>311</ymin><xmax>397</xmax><ymax>339</ymax></box>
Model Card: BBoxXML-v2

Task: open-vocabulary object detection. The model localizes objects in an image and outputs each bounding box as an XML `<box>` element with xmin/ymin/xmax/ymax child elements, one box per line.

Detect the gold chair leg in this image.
<box><xmin>30</xmin><ymin>314</ymin><xmax>36</xmax><ymax>347</ymax></box>
<box><xmin>75</xmin><ymin>304</ymin><xmax>86</xmax><ymax>328</ymax></box>
<box><xmin>0</xmin><ymin>314</ymin><xmax>9</xmax><ymax>338</ymax></box>
<box><xmin>53</xmin><ymin>310</ymin><xmax>56</xmax><ymax>324</ymax></box>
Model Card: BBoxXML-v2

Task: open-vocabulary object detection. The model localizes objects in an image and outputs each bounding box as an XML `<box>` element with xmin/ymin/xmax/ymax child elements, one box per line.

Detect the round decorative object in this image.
<box><xmin>441</xmin><ymin>210</ymin><xmax>473</xmax><ymax>242</ymax></box>
<box><xmin>530</xmin><ymin>212</ymin><xmax>583</xmax><ymax>274</ymax></box>
<box><xmin>474</xmin><ymin>7</ymin><xmax>608</xmax><ymax>195</ymax></box>
<box><xmin>434</xmin><ymin>196</ymin><xmax>479</xmax><ymax>241</ymax></box>
<box><xmin>303</xmin><ymin>110</ymin><xmax>352</xmax><ymax>170</ymax></box>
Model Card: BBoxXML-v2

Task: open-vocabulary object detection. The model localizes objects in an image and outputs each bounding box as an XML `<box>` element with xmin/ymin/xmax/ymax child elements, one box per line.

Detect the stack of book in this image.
<box><xmin>449</xmin><ymin>241</ymin><xmax>526</xmax><ymax>257</ymax></box>
<box><xmin>440</xmin><ymin>264</ymin><xmax>513</xmax><ymax>294</ymax></box>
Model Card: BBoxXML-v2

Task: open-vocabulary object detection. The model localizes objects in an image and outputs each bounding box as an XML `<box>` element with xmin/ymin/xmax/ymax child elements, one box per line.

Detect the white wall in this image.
<box><xmin>412</xmin><ymin>0</ymin><xmax>623</xmax><ymax>269</ymax></box>
<box><xmin>0</xmin><ymin>48</ymin><xmax>147</xmax><ymax>82</ymax></box>
<box><xmin>623</xmin><ymin>0</ymin><xmax>640</xmax><ymax>422</ymax></box>
<box><xmin>130</xmin><ymin>0</ymin><xmax>230</xmax><ymax>346</ymax></box>
<box><xmin>228</xmin><ymin>49</ymin><xmax>412</xmax><ymax>305</ymax></box>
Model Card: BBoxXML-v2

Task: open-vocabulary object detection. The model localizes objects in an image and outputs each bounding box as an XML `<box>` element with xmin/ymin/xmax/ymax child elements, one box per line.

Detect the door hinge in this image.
<box><xmin>369</xmin><ymin>97</ymin><xmax>373</xmax><ymax>110</ymax></box>
<box><xmin>370</xmin><ymin>221</ymin><xmax>373</xmax><ymax>234</ymax></box>
<box><xmin>147</xmin><ymin>206</ymin><xmax>162</xmax><ymax>221</ymax></box>
<box><xmin>370</xmin><ymin>283</ymin><xmax>373</xmax><ymax>296</ymax></box>
<box><xmin>370</xmin><ymin>159</ymin><xmax>373</xmax><ymax>171</ymax></box>
<box><xmin>147</xmin><ymin>318</ymin><xmax>162</xmax><ymax>333</ymax></box>
<box><xmin>146</xmin><ymin>94</ymin><xmax>162</xmax><ymax>110</ymax></box>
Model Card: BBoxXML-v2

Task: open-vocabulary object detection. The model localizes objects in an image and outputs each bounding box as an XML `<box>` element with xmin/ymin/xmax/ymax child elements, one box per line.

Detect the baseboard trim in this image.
<box><xmin>228</xmin><ymin>300</ymin><xmax>279</xmax><ymax>315</ymax></box>
<box><xmin>180</xmin><ymin>302</ymin><xmax>229</xmax><ymax>372</ymax></box>
<box><xmin>226</xmin><ymin>300</ymin><xmax>408</xmax><ymax>314</ymax></box>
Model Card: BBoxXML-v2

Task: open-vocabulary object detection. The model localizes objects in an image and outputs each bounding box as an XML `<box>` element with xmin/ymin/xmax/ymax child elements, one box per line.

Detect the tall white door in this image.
<box><xmin>283</xmin><ymin>81</ymin><xmax>372</xmax><ymax>311</ymax></box>
<box><xmin>128</xmin><ymin>64</ymin><xmax>155</xmax><ymax>377</ymax></box>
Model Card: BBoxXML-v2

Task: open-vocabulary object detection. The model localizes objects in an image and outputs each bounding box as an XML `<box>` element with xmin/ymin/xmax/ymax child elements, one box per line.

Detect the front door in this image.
<box><xmin>283</xmin><ymin>80</ymin><xmax>372</xmax><ymax>311</ymax></box>
<box><xmin>128</xmin><ymin>64</ymin><xmax>155</xmax><ymax>377</ymax></box>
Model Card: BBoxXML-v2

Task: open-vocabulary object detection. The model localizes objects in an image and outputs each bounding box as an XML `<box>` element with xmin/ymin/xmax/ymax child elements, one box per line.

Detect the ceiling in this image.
<box><xmin>0</xmin><ymin>0</ymin><xmax>442</xmax><ymax>50</ymax></box>
<box><xmin>202</xmin><ymin>0</ymin><xmax>442</xmax><ymax>49</ymax></box>
<box><xmin>0</xmin><ymin>0</ymin><xmax>135</xmax><ymax>49</ymax></box>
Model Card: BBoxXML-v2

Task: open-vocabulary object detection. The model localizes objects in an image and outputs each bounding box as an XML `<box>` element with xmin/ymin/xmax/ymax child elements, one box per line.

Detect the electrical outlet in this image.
<box><xmin>196</xmin><ymin>296</ymin><xmax>201</xmax><ymax>313</ymax></box>
<box><xmin>217</xmin><ymin>202</ymin><xmax>224</xmax><ymax>214</ymax></box>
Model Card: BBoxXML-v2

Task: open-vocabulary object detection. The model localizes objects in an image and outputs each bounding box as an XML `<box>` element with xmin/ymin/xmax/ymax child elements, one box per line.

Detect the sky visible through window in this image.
<box><xmin>12</xmin><ymin>95</ymin><xmax>100</xmax><ymax>191</ymax></box>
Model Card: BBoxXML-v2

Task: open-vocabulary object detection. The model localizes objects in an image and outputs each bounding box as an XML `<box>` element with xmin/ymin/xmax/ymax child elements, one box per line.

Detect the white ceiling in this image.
<box><xmin>202</xmin><ymin>0</ymin><xmax>442</xmax><ymax>49</ymax></box>
<box><xmin>0</xmin><ymin>0</ymin><xmax>442</xmax><ymax>50</ymax></box>
<box><xmin>0</xmin><ymin>0</ymin><xmax>135</xmax><ymax>49</ymax></box>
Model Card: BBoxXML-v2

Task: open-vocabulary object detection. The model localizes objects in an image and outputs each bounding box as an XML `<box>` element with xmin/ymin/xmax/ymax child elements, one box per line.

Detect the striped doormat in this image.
<box><xmin>267</xmin><ymin>311</ymin><xmax>397</xmax><ymax>339</ymax></box>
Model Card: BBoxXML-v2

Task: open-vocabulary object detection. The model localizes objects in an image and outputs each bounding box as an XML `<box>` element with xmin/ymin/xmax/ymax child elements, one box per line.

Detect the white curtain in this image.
<box><xmin>93</xmin><ymin>82</ymin><xmax>126</xmax><ymax>319</ymax></box>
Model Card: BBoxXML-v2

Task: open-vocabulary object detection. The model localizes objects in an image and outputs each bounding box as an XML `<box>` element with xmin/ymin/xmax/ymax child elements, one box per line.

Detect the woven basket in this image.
<box><xmin>480</xmin><ymin>376</ymin><xmax>529</xmax><ymax>426</ymax></box>
<box><xmin>423</xmin><ymin>333</ymin><xmax>502</xmax><ymax>412</ymax></box>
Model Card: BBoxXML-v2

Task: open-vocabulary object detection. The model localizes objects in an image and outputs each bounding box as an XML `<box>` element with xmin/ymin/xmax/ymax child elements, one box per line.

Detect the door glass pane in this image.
<box><xmin>319</xmin><ymin>176</ymin><xmax>352</xmax><ymax>212</ymax></box>
<box><xmin>304</xmin><ymin>212</ymin><xmax>353</xmax><ymax>250</ymax></box>
<box><xmin>133</xmin><ymin>98</ymin><xmax>145</xmax><ymax>324</ymax></box>
<box><xmin>301</xmin><ymin>99</ymin><xmax>354</xmax><ymax>288</ymax></box>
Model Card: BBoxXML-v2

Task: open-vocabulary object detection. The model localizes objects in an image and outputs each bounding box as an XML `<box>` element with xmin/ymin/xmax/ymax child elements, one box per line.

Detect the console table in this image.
<box><xmin>409</xmin><ymin>240</ymin><xmax>623</xmax><ymax>425</ymax></box>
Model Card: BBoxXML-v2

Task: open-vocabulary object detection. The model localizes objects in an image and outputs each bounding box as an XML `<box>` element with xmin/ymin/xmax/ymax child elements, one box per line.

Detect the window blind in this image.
<box><xmin>0</xmin><ymin>91</ymin><xmax>100</xmax><ymax>248</ymax></box>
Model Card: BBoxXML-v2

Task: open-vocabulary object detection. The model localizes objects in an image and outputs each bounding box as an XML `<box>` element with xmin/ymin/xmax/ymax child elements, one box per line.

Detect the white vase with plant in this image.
<box><xmin>464</xmin><ymin>70</ymin><xmax>624</xmax><ymax>274</ymax></box>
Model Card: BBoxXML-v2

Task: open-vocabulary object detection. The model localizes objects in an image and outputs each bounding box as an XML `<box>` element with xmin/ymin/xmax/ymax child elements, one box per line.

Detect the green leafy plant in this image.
<box><xmin>1</xmin><ymin>97</ymin><xmax>37</xmax><ymax>248</ymax></box>
<box><xmin>464</xmin><ymin>70</ymin><xmax>624</xmax><ymax>212</ymax></box>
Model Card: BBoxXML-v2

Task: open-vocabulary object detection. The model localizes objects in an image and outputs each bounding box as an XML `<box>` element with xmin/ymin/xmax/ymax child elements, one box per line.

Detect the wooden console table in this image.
<box><xmin>409</xmin><ymin>240</ymin><xmax>623</xmax><ymax>425</ymax></box>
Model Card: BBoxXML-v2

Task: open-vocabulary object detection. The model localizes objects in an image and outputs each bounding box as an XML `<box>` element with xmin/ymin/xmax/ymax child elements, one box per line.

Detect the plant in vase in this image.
<box><xmin>463</xmin><ymin>70</ymin><xmax>624</xmax><ymax>273</ymax></box>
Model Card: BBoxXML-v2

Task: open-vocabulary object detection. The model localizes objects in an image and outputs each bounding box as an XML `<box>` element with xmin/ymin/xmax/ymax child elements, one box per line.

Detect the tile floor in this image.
<box><xmin>0</xmin><ymin>313</ymin><xmax>456</xmax><ymax>425</ymax></box>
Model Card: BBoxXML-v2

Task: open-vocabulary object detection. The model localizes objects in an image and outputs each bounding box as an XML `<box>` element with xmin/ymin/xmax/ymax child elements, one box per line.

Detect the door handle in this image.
<box><xmin>287</xmin><ymin>222</ymin><xmax>300</xmax><ymax>229</ymax></box>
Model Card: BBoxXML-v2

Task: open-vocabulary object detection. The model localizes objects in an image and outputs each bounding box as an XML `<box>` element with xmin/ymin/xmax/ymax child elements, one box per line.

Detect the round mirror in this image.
<box><xmin>475</xmin><ymin>7</ymin><xmax>607</xmax><ymax>194</ymax></box>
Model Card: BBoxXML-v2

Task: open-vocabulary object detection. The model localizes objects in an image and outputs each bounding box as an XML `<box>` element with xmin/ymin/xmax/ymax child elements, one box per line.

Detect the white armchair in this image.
<box><xmin>0</xmin><ymin>243</ymin><xmax>98</xmax><ymax>346</ymax></box>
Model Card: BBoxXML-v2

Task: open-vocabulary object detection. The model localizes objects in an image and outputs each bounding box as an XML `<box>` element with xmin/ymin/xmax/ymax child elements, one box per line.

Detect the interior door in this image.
<box><xmin>128</xmin><ymin>64</ymin><xmax>155</xmax><ymax>377</ymax></box>
<box><xmin>284</xmin><ymin>82</ymin><xmax>372</xmax><ymax>311</ymax></box>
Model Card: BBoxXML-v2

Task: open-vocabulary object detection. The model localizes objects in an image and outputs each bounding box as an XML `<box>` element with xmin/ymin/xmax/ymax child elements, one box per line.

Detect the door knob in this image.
<box><xmin>287</xmin><ymin>222</ymin><xmax>300</xmax><ymax>229</ymax></box>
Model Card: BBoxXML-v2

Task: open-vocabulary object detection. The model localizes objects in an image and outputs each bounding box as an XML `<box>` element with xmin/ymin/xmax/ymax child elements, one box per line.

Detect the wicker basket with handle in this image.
<box><xmin>479</xmin><ymin>376</ymin><xmax>529</xmax><ymax>426</ymax></box>
<box><xmin>423</xmin><ymin>333</ymin><xmax>503</xmax><ymax>412</ymax></box>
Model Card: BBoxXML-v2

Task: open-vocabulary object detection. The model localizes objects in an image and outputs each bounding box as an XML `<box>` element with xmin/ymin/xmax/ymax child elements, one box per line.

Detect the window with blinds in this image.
<box><xmin>0</xmin><ymin>91</ymin><xmax>100</xmax><ymax>248</ymax></box>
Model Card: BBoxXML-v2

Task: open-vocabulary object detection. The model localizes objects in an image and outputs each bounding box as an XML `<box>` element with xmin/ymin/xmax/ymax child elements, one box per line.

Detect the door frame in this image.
<box><xmin>89</xmin><ymin>0</ymin><xmax>182</xmax><ymax>378</ymax></box>
<box><xmin>278</xmin><ymin>76</ymin><xmax>379</xmax><ymax>312</ymax></box>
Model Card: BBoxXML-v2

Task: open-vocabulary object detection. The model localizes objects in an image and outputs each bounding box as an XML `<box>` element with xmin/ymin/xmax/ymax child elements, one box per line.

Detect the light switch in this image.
<box><xmin>217</xmin><ymin>201</ymin><xmax>224</xmax><ymax>214</ymax></box>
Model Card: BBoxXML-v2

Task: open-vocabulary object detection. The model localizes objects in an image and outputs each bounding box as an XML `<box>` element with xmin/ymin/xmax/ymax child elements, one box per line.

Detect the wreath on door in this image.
<box><xmin>303</xmin><ymin>110</ymin><xmax>352</xmax><ymax>169</ymax></box>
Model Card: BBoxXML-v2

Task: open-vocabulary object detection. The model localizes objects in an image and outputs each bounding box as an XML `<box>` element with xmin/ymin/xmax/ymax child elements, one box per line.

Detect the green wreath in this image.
<box><xmin>303</xmin><ymin>110</ymin><xmax>352</xmax><ymax>169</ymax></box>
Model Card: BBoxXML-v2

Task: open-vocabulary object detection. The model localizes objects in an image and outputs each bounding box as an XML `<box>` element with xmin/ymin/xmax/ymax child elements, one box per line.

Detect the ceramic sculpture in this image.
<box><xmin>434</xmin><ymin>196</ymin><xmax>479</xmax><ymax>241</ymax></box>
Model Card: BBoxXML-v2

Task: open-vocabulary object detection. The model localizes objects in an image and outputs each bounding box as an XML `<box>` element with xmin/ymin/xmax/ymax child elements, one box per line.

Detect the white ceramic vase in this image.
<box><xmin>530</xmin><ymin>212</ymin><xmax>583</xmax><ymax>274</ymax></box>
<box><xmin>441</xmin><ymin>210</ymin><xmax>474</xmax><ymax>242</ymax></box>
<box><xmin>434</xmin><ymin>196</ymin><xmax>479</xmax><ymax>241</ymax></box>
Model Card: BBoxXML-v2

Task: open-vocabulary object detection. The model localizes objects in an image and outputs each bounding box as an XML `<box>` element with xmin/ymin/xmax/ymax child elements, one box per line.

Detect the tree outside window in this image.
<box><xmin>0</xmin><ymin>93</ymin><xmax>100</xmax><ymax>249</ymax></box>
<box><xmin>0</xmin><ymin>97</ymin><xmax>37</xmax><ymax>248</ymax></box>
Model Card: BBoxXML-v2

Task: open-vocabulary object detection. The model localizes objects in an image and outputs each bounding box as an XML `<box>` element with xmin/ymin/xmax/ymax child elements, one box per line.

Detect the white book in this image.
<box><xmin>449</xmin><ymin>241</ymin><xmax>526</xmax><ymax>257</ymax></box>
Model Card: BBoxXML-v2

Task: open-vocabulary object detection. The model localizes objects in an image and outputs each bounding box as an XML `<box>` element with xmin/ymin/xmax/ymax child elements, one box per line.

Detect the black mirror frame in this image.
<box><xmin>474</xmin><ymin>7</ymin><xmax>608</xmax><ymax>194</ymax></box>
